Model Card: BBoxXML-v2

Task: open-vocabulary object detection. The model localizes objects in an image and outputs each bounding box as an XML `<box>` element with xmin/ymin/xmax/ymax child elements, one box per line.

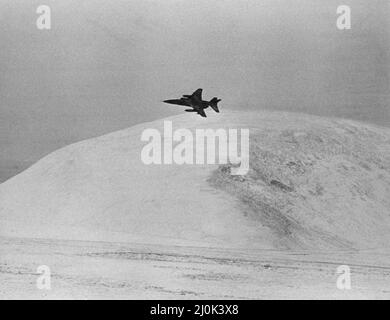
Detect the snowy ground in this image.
<box><xmin>1</xmin><ymin>110</ymin><xmax>389</xmax><ymax>299</ymax></box>
<box><xmin>1</xmin><ymin>236</ymin><xmax>390</xmax><ymax>299</ymax></box>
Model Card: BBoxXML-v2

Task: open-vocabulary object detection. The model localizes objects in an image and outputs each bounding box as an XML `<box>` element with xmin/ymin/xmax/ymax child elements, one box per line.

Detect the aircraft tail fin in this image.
<box><xmin>209</xmin><ymin>97</ymin><xmax>221</xmax><ymax>113</ymax></box>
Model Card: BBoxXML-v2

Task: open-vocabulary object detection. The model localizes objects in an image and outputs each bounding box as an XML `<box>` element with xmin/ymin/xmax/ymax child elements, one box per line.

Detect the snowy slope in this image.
<box><xmin>0</xmin><ymin>110</ymin><xmax>389</xmax><ymax>250</ymax></box>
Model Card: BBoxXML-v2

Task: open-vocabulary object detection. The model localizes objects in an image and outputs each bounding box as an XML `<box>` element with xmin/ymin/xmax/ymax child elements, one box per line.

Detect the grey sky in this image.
<box><xmin>0</xmin><ymin>0</ymin><xmax>389</xmax><ymax>181</ymax></box>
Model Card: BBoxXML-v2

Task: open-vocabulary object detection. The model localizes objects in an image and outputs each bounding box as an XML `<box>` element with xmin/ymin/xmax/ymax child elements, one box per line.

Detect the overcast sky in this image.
<box><xmin>0</xmin><ymin>0</ymin><xmax>389</xmax><ymax>181</ymax></box>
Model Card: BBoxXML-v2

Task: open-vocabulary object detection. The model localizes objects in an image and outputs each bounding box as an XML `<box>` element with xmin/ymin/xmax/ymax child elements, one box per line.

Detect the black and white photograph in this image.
<box><xmin>0</xmin><ymin>0</ymin><xmax>389</xmax><ymax>303</ymax></box>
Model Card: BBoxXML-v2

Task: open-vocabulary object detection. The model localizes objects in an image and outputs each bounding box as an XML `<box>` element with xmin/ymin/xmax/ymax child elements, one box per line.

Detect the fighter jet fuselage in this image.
<box><xmin>163</xmin><ymin>89</ymin><xmax>221</xmax><ymax>118</ymax></box>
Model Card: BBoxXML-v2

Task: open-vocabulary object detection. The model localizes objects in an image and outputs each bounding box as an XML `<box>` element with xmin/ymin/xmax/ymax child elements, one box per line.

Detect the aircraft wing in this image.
<box><xmin>197</xmin><ymin>109</ymin><xmax>207</xmax><ymax>117</ymax></box>
<box><xmin>163</xmin><ymin>99</ymin><xmax>191</xmax><ymax>107</ymax></box>
<box><xmin>192</xmin><ymin>88</ymin><xmax>202</xmax><ymax>101</ymax></box>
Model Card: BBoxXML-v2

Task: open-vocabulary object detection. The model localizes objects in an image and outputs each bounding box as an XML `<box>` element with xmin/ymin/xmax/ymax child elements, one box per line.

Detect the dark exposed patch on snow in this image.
<box><xmin>208</xmin><ymin>118</ymin><xmax>390</xmax><ymax>250</ymax></box>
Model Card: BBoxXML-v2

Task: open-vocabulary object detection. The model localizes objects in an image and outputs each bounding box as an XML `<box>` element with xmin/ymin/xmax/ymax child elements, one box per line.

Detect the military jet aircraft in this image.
<box><xmin>163</xmin><ymin>88</ymin><xmax>221</xmax><ymax>118</ymax></box>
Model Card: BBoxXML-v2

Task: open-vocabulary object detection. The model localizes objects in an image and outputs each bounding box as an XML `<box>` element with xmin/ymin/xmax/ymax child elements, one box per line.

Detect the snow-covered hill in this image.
<box><xmin>1</xmin><ymin>110</ymin><xmax>389</xmax><ymax>250</ymax></box>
